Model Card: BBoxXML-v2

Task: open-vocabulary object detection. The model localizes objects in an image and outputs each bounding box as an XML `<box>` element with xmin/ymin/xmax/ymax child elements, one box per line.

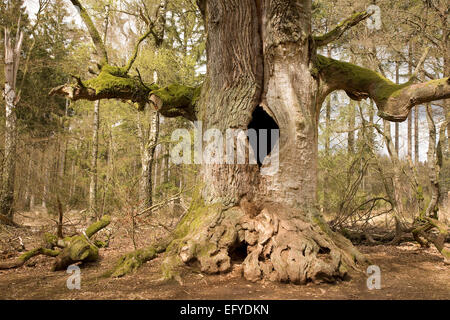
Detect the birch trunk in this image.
<box><xmin>0</xmin><ymin>27</ymin><xmax>23</xmax><ymax>221</ymax></box>
<box><xmin>89</xmin><ymin>100</ymin><xmax>100</xmax><ymax>221</ymax></box>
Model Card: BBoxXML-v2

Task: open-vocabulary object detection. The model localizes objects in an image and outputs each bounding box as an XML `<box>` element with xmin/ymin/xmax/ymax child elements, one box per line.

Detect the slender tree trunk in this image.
<box><xmin>41</xmin><ymin>148</ymin><xmax>48</xmax><ymax>209</ymax></box>
<box><xmin>23</xmin><ymin>155</ymin><xmax>32</xmax><ymax>210</ymax></box>
<box><xmin>0</xmin><ymin>27</ymin><xmax>23</xmax><ymax>221</ymax></box>
<box><xmin>323</xmin><ymin>47</ymin><xmax>332</xmax><ymax>213</ymax></box>
<box><xmin>383</xmin><ymin>120</ymin><xmax>405</xmax><ymax>217</ymax></box>
<box><xmin>415</xmin><ymin>106</ymin><xmax>420</xmax><ymax>163</ymax></box>
<box><xmin>137</xmin><ymin>109</ymin><xmax>160</xmax><ymax>208</ymax></box>
<box><xmin>89</xmin><ymin>100</ymin><xmax>100</xmax><ymax>220</ymax></box>
<box><xmin>407</xmin><ymin>45</ymin><xmax>413</xmax><ymax>159</ymax></box>
<box><xmin>323</xmin><ymin>94</ymin><xmax>331</xmax><ymax>212</ymax></box>
<box><xmin>100</xmin><ymin>123</ymin><xmax>113</xmax><ymax>217</ymax></box>
<box><xmin>348</xmin><ymin>102</ymin><xmax>355</xmax><ymax>154</ymax></box>
<box><xmin>395</xmin><ymin>62</ymin><xmax>400</xmax><ymax>154</ymax></box>
<box><xmin>424</xmin><ymin>104</ymin><xmax>441</xmax><ymax>217</ymax></box>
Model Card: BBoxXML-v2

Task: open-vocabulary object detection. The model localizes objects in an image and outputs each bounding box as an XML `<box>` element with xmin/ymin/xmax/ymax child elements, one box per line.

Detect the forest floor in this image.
<box><xmin>0</xmin><ymin>209</ymin><xmax>449</xmax><ymax>300</ymax></box>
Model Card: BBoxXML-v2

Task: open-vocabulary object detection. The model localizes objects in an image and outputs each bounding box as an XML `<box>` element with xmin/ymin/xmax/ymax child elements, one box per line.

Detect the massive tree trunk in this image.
<box><xmin>161</xmin><ymin>0</ymin><xmax>366</xmax><ymax>284</ymax></box>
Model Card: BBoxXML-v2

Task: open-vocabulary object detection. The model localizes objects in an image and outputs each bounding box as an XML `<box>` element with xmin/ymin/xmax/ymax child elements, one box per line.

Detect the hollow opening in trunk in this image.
<box><xmin>248</xmin><ymin>106</ymin><xmax>279</xmax><ymax>167</ymax></box>
<box><xmin>228</xmin><ymin>241</ymin><xmax>248</xmax><ymax>264</ymax></box>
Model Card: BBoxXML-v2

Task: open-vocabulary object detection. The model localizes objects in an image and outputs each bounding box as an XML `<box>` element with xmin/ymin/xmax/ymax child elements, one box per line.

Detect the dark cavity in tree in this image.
<box><xmin>228</xmin><ymin>241</ymin><xmax>248</xmax><ymax>263</ymax></box>
<box><xmin>247</xmin><ymin>106</ymin><xmax>279</xmax><ymax>167</ymax></box>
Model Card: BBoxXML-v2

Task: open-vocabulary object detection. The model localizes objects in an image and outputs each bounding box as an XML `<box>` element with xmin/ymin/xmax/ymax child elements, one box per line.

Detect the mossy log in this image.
<box><xmin>52</xmin><ymin>215</ymin><xmax>111</xmax><ymax>271</ymax></box>
<box><xmin>0</xmin><ymin>215</ymin><xmax>111</xmax><ymax>270</ymax></box>
<box><xmin>0</xmin><ymin>247</ymin><xmax>60</xmax><ymax>269</ymax></box>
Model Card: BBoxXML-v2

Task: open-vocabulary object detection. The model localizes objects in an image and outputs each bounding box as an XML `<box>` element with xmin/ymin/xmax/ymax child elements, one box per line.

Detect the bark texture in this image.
<box><xmin>0</xmin><ymin>26</ymin><xmax>23</xmax><ymax>221</ymax></box>
<box><xmin>160</xmin><ymin>0</ymin><xmax>367</xmax><ymax>283</ymax></box>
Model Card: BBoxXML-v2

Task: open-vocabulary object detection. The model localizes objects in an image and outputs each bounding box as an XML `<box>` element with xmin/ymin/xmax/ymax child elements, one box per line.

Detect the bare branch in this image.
<box><xmin>409</xmin><ymin>46</ymin><xmax>430</xmax><ymax>82</ymax></box>
<box><xmin>69</xmin><ymin>0</ymin><xmax>108</xmax><ymax>65</ymax></box>
<box><xmin>123</xmin><ymin>28</ymin><xmax>154</xmax><ymax>74</ymax></box>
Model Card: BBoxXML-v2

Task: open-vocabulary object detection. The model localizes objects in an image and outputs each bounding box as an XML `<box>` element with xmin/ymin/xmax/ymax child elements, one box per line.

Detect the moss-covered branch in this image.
<box><xmin>0</xmin><ymin>247</ymin><xmax>60</xmax><ymax>269</ymax></box>
<box><xmin>53</xmin><ymin>215</ymin><xmax>111</xmax><ymax>271</ymax></box>
<box><xmin>313</xmin><ymin>11</ymin><xmax>372</xmax><ymax>47</ymax></box>
<box><xmin>316</xmin><ymin>55</ymin><xmax>450</xmax><ymax>121</ymax></box>
<box><xmin>50</xmin><ymin>65</ymin><xmax>200</xmax><ymax>120</ymax></box>
<box><xmin>69</xmin><ymin>0</ymin><xmax>108</xmax><ymax>66</ymax></box>
<box><xmin>107</xmin><ymin>238</ymin><xmax>171</xmax><ymax>278</ymax></box>
<box><xmin>0</xmin><ymin>215</ymin><xmax>111</xmax><ymax>270</ymax></box>
<box><xmin>150</xmin><ymin>84</ymin><xmax>201</xmax><ymax>121</ymax></box>
<box><xmin>123</xmin><ymin>29</ymin><xmax>153</xmax><ymax>74</ymax></box>
<box><xmin>85</xmin><ymin>214</ymin><xmax>111</xmax><ymax>237</ymax></box>
<box><xmin>412</xmin><ymin>217</ymin><xmax>450</xmax><ymax>263</ymax></box>
<box><xmin>50</xmin><ymin>64</ymin><xmax>155</xmax><ymax>108</ymax></box>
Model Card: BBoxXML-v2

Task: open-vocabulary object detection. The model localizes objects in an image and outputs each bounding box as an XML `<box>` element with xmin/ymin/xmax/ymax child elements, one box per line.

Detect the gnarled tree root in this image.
<box><xmin>160</xmin><ymin>200</ymin><xmax>368</xmax><ymax>284</ymax></box>
<box><xmin>0</xmin><ymin>215</ymin><xmax>111</xmax><ymax>270</ymax></box>
<box><xmin>108</xmin><ymin>238</ymin><xmax>171</xmax><ymax>278</ymax></box>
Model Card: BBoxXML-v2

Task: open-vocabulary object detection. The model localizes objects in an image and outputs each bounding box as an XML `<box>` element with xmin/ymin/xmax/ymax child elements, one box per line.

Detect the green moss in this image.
<box><xmin>18</xmin><ymin>247</ymin><xmax>60</xmax><ymax>263</ymax></box>
<box><xmin>161</xmin><ymin>255</ymin><xmax>183</xmax><ymax>281</ymax></box>
<box><xmin>150</xmin><ymin>84</ymin><xmax>201</xmax><ymax>109</ymax></box>
<box><xmin>67</xmin><ymin>236</ymin><xmax>98</xmax><ymax>261</ymax></box>
<box><xmin>314</xmin><ymin>12</ymin><xmax>367</xmax><ymax>44</ymax></box>
<box><xmin>109</xmin><ymin>240</ymin><xmax>168</xmax><ymax>277</ymax></box>
<box><xmin>72</xmin><ymin>0</ymin><xmax>108</xmax><ymax>65</ymax></box>
<box><xmin>315</xmin><ymin>55</ymin><xmax>409</xmax><ymax>104</ymax></box>
<box><xmin>43</xmin><ymin>233</ymin><xmax>58</xmax><ymax>246</ymax></box>
<box><xmin>83</xmin><ymin>69</ymin><xmax>148</xmax><ymax>98</ymax></box>
<box><xmin>85</xmin><ymin>215</ymin><xmax>111</xmax><ymax>238</ymax></box>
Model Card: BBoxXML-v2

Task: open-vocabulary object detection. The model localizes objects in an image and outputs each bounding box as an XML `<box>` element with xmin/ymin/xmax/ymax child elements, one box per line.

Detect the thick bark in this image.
<box><xmin>159</xmin><ymin>0</ymin><xmax>367</xmax><ymax>284</ymax></box>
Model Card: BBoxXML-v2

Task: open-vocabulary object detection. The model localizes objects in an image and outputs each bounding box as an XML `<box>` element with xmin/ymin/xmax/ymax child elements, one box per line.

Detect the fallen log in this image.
<box><xmin>0</xmin><ymin>247</ymin><xmax>60</xmax><ymax>269</ymax></box>
<box><xmin>0</xmin><ymin>215</ymin><xmax>111</xmax><ymax>270</ymax></box>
